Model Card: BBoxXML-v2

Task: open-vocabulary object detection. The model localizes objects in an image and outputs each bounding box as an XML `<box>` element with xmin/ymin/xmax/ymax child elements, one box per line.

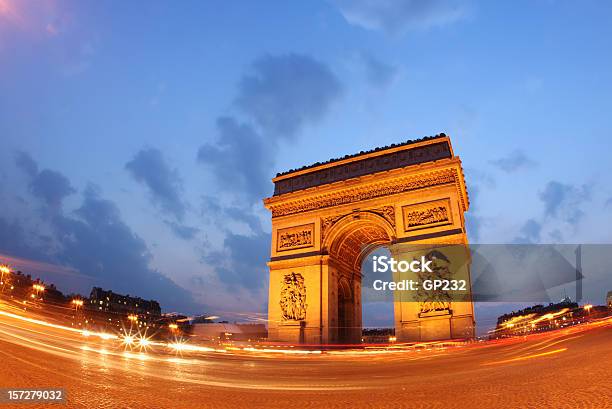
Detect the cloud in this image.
<box><xmin>539</xmin><ymin>181</ymin><xmax>591</xmax><ymax>225</ymax></box>
<box><xmin>199</xmin><ymin>200</ymin><xmax>269</xmax><ymax>292</ymax></box>
<box><xmin>224</xmin><ymin>206</ymin><xmax>264</xmax><ymax>234</ymax></box>
<box><xmin>15</xmin><ymin>152</ymin><xmax>74</xmax><ymax>210</ymax></box>
<box><xmin>125</xmin><ymin>148</ymin><xmax>187</xmax><ymax>220</ymax></box>
<box><xmin>199</xmin><ymin>53</ymin><xmax>341</xmax><ymax>205</ymax></box>
<box><xmin>0</xmin><ymin>216</ymin><xmax>48</xmax><ymax>262</ymax></box>
<box><xmin>512</xmin><ymin>180</ymin><xmax>592</xmax><ymax>244</ymax></box>
<box><xmin>333</xmin><ymin>0</ymin><xmax>469</xmax><ymax>34</ymax></box>
<box><xmin>197</xmin><ymin>53</ymin><xmax>341</xmax><ymax>299</ymax></box>
<box><xmin>465</xmin><ymin>167</ymin><xmax>495</xmax><ymax>188</ymax></box>
<box><xmin>463</xmin><ymin>170</ymin><xmax>495</xmax><ymax>242</ymax></box>
<box><xmin>15</xmin><ymin>151</ymin><xmax>38</xmax><ymax>177</ymax></box>
<box><xmin>9</xmin><ymin>155</ymin><xmax>200</xmax><ymax>313</ymax></box>
<box><xmin>465</xmin><ymin>213</ymin><xmax>482</xmax><ymax>242</ymax></box>
<box><xmin>52</xmin><ymin>185</ymin><xmax>199</xmax><ymax>312</ymax></box>
<box><xmin>198</xmin><ymin>117</ymin><xmax>273</xmax><ymax>202</ymax></box>
<box><xmin>513</xmin><ymin>219</ymin><xmax>542</xmax><ymax>244</ymax></box>
<box><xmin>361</xmin><ymin>53</ymin><xmax>398</xmax><ymax>88</ymax></box>
<box><xmin>490</xmin><ymin>150</ymin><xmax>537</xmax><ymax>173</ymax></box>
<box><xmin>203</xmin><ymin>231</ymin><xmax>270</xmax><ymax>290</ymax></box>
<box><xmin>29</xmin><ymin>169</ymin><xmax>76</xmax><ymax>209</ymax></box>
<box><xmin>164</xmin><ymin>220</ymin><xmax>199</xmax><ymax>241</ymax></box>
<box><xmin>235</xmin><ymin>53</ymin><xmax>342</xmax><ymax>138</ymax></box>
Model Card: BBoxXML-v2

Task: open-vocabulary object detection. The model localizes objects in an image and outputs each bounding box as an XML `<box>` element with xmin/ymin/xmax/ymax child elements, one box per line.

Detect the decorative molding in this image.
<box><xmin>395</xmin><ymin>228</ymin><xmax>464</xmax><ymax>244</ymax></box>
<box><xmin>320</xmin><ymin>206</ymin><xmax>395</xmax><ymax>243</ymax></box>
<box><xmin>270</xmin><ymin>169</ymin><xmax>457</xmax><ymax>218</ymax></box>
<box><xmin>276</xmin><ymin>224</ymin><xmax>314</xmax><ymax>252</ymax></box>
<box><xmin>370</xmin><ymin>206</ymin><xmax>395</xmax><ymax>229</ymax></box>
<box><xmin>321</xmin><ymin>214</ymin><xmax>345</xmax><ymax>240</ymax></box>
<box><xmin>273</xmin><ymin>140</ymin><xmax>452</xmax><ymax>195</ymax></box>
<box><xmin>402</xmin><ymin>198</ymin><xmax>453</xmax><ymax>232</ymax></box>
<box><xmin>280</xmin><ymin>272</ymin><xmax>306</xmax><ymax>321</ymax></box>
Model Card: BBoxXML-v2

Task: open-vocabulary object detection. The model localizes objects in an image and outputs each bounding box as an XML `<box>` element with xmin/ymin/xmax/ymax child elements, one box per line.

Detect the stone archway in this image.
<box><xmin>264</xmin><ymin>134</ymin><xmax>475</xmax><ymax>344</ymax></box>
<box><xmin>322</xmin><ymin>212</ymin><xmax>395</xmax><ymax>343</ymax></box>
<box><xmin>336</xmin><ymin>277</ymin><xmax>353</xmax><ymax>344</ymax></box>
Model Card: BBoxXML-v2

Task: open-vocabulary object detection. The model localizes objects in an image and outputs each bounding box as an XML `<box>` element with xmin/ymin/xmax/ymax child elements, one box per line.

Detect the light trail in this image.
<box><xmin>0</xmin><ymin>308</ymin><xmax>83</xmax><ymax>334</ymax></box>
<box><xmin>482</xmin><ymin>348</ymin><xmax>568</xmax><ymax>366</ymax></box>
<box><xmin>0</xmin><ymin>308</ymin><xmax>118</xmax><ymax>341</ymax></box>
<box><xmin>1</xmin><ymin>299</ymin><xmax>611</xmax><ymax>399</ymax></box>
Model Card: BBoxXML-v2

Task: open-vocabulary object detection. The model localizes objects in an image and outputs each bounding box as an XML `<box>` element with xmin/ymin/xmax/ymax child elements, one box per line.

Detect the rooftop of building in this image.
<box><xmin>275</xmin><ymin>133</ymin><xmax>448</xmax><ymax>178</ymax></box>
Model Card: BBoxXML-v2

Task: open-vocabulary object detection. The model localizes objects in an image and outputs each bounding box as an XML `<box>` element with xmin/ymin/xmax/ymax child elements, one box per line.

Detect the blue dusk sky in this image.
<box><xmin>1</xmin><ymin>1</ymin><xmax>611</xmax><ymax>330</ymax></box>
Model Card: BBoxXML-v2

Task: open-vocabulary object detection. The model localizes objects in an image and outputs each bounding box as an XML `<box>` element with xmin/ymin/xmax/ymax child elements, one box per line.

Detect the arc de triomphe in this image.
<box><xmin>264</xmin><ymin>134</ymin><xmax>475</xmax><ymax>344</ymax></box>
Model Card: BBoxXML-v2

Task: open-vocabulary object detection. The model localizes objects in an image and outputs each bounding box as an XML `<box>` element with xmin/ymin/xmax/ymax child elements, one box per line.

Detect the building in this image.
<box><xmin>264</xmin><ymin>134</ymin><xmax>475</xmax><ymax>344</ymax></box>
<box><xmin>493</xmin><ymin>298</ymin><xmax>596</xmax><ymax>338</ymax></box>
<box><xmin>607</xmin><ymin>291</ymin><xmax>612</xmax><ymax>309</ymax></box>
<box><xmin>191</xmin><ymin>323</ymin><xmax>267</xmax><ymax>342</ymax></box>
<box><xmin>87</xmin><ymin>287</ymin><xmax>161</xmax><ymax>317</ymax></box>
<box><xmin>0</xmin><ymin>270</ymin><xmax>66</xmax><ymax>304</ymax></box>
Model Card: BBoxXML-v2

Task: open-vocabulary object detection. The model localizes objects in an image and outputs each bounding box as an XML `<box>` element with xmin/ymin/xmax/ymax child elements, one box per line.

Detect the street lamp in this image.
<box><xmin>0</xmin><ymin>264</ymin><xmax>10</xmax><ymax>292</ymax></box>
<box><xmin>71</xmin><ymin>299</ymin><xmax>84</xmax><ymax>327</ymax></box>
<box><xmin>169</xmin><ymin>323</ymin><xmax>178</xmax><ymax>331</ymax></box>
<box><xmin>0</xmin><ymin>264</ymin><xmax>10</xmax><ymax>278</ymax></box>
<box><xmin>32</xmin><ymin>284</ymin><xmax>45</xmax><ymax>299</ymax></box>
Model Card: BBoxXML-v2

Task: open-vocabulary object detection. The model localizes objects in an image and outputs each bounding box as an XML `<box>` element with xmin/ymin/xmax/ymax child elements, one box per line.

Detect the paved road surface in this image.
<box><xmin>0</xmin><ymin>302</ymin><xmax>611</xmax><ymax>409</ymax></box>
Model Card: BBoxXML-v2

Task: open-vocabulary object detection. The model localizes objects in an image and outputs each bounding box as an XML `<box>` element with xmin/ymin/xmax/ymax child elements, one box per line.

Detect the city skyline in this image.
<box><xmin>1</xmin><ymin>0</ymin><xmax>612</xmax><ymax>329</ymax></box>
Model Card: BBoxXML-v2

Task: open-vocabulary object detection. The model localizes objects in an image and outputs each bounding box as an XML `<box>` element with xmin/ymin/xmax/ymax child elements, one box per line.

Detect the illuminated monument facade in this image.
<box><xmin>264</xmin><ymin>134</ymin><xmax>475</xmax><ymax>344</ymax></box>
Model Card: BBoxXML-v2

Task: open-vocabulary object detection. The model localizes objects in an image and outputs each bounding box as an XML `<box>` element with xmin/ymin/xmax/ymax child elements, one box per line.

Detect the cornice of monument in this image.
<box><xmin>271</xmin><ymin>135</ymin><xmax>455</xmax><ymax>196</ymax></box>
<box><xmin>274</xmin><ymin>133</ymin><xmax>451</xmax><ymax>180</ymax></box>
<box><xmin>264</xmin><ymin>157</ymin><xmax>470</xmax><ymax>218</ymax></box>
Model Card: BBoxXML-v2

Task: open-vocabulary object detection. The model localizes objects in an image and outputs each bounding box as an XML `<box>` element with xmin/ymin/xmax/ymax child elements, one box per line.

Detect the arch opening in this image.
<box><xmin>361</xmin><ymin>246</ymin><xmax>394</xmax><ymax>341</ymax></box>
<box><xmin>323</xmin><ymin>213</ymin><xmax>395</xmax><ymax>344</ymax></box>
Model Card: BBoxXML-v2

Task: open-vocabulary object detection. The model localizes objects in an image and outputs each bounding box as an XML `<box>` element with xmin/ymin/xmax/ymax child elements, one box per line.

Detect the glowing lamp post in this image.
<box><xmin>0</xmin><ymin>264</ymin><xmax>10</xmax><ymax>291</ymax></box>
<box><xmin>0</xmin><ymin>264</ymin><xmax>10</xmax><ymax>279</ymax></box>
<box><xmin>32</xmin><ymin>284</ymin><xmax>45</xmax><ymax>299</ymax></box>
<box><xmin>72</xmin><ymin>299</ymin><xmax>84</xmax><ymax>310</ymax></box>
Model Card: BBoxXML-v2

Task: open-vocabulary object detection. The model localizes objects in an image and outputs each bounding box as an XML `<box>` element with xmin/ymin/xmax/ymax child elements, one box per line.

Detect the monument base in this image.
<box><xmin>276</xmin><ymin>320</ymin><xmax>305</xmax><ymax>344</ymax></box>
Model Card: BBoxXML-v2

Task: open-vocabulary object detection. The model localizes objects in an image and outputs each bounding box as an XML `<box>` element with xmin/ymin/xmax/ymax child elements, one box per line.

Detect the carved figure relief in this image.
<box><xmin>280</xmin><ymin>272</ymin><xmax>307</xmax><ymax>321</ymax></box>
<box><xmin>276</xmin><ymin>224</ymin><xmax>314</xmax><ymax>251</ymax></box>
<box><xmin>406</xmin><ymin>206</ymin><xmax>448</xmax><ymax>227</ymax></box>
<box><xmin>402</xmin><ymin>199</ymin><xmax>452</xmax><ymax>231</ymax></box>
<box><xmin>416</xmin><ymin>250</ymin><xmax>452</xmax><ymax>315</ymax></box>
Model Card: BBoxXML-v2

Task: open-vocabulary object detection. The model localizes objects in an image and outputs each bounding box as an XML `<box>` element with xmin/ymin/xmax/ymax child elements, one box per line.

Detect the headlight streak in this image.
<box><xmin>2</xmin><ymin>302</ymin><xmax>612</xmax><ymax>394</ymax></box>
<box><xmin>482</xmin><ymin>347</ymin><xmax>567</xmax><ymax>366</ymax></box>
<box><xmin>3</xmin><ymin>303</ymin><xmax>611</xmax><ymax>359</ymax></box>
